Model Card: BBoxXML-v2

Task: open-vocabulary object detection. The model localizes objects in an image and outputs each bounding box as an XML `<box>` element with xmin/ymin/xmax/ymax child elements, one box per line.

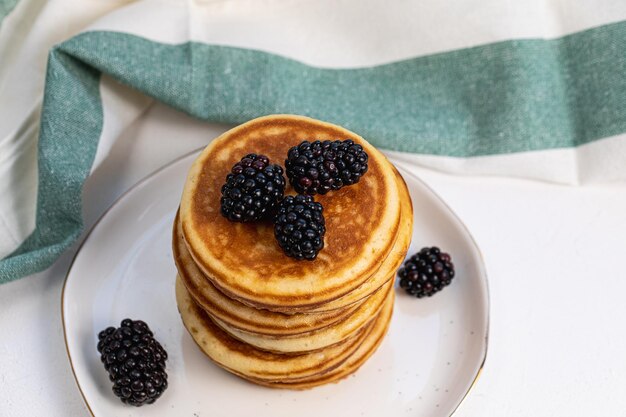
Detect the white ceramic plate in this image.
<box><xmin>62</xmin><ymin>151</ymin><xmax>489</xmax><ymax>417</ymax></box>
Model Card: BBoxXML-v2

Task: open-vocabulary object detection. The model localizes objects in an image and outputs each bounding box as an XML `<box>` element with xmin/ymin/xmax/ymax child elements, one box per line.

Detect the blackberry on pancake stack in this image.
<box><xmin>173</xmin><ymin>115</ymin><xmax>413</xmax><ymax>389</ymax></box>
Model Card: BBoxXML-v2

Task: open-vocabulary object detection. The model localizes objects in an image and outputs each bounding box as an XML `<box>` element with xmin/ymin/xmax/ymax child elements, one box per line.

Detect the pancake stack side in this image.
<box><xmin>173</xmin><ymin>115</ymin><xmax>413</xmax><ymax>389</ymax></box>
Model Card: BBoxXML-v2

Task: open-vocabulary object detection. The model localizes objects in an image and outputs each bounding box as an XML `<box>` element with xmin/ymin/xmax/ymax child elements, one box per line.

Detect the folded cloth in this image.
<box><xmin>2</xmin><ymin>0</ymin><xmax>626</xmax><ymax>282</ymax></box>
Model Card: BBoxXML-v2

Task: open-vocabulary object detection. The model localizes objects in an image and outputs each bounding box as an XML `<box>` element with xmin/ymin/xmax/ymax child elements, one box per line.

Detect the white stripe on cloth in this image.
<box><xmin>387</xmin><ymin>133</ymin><xmax>626</xmax><ymax>185</ymax></box>
<box><xmin>91</xmin><ymin>76</ymin><xmax>154</xmax><ymax>174</ymax></box>
<box><xmin>88</xmin><ymin>0</ymin><xmax>626</xmax><ymax>67</ymax></box>
<box><xmin>0</xmin><ymin>102</ymin><xmax>38</xmax><ymax>258</ymax></box>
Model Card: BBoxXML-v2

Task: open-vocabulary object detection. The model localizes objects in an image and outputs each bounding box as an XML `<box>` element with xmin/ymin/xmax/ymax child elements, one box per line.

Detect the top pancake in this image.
<box><xmin>180</xmin><ymin>115</ymin><xmax>401</xmax><ymax>310</ymax></box>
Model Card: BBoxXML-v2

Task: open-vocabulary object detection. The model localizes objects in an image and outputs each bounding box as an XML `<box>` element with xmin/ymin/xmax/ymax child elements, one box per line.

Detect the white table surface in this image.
<box><xmin>1</xmin><ymin>102</ymin><xmax>625</xmax><ymax>417</ymax></box>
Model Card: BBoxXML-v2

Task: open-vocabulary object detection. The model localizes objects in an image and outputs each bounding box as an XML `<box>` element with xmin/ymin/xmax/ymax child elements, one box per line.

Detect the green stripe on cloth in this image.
<box><xmin>3</xmin><ymin>21</ymin><xmax>626</xmax><ymax>281</ymax></box>
<box><xmin>0</xmin><ymin>0</ymin><xmax>19</xmax><ymax>27</ymax></box>
<box><xmin>59</xmin><ymin>24</ymin><xmax>626</xmax><ymax>156</ymax></box>
<box><xmin>0</xmin><ymin>48</ymin><xmax>102</xmax><ymax>282</ymax></box>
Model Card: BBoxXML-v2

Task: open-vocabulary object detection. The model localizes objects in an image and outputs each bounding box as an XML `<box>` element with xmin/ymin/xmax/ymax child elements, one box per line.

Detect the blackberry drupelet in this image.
<box><xmin>220</xmin><ymin>154</ymin><xmax>286</xmax><ymax>222</ymax></box>
<box><xmin>97</xmin><ymin>319</ymin><xmax>168</xmax><ymax>406</ymax></box>
<box><xmin>285</xmin><ymin>139</ymin><xmax>368</xmax><ymax>195</ymax></box>
<box><xmin>274</xmin><ymin>194</ymin><xmax>326</xmax><ymax>260</ymax></box>
<box><xmin>397</xmin><ymin>247</ymin><xmax>455</xmax><ymax>298</ymax></box>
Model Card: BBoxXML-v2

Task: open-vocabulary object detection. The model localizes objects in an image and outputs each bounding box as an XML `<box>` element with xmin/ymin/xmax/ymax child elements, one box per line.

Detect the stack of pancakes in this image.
<box><xmin>174</xmin><ymin>115</ymin><xmax>413</xmax><ymax>389</ymax></box>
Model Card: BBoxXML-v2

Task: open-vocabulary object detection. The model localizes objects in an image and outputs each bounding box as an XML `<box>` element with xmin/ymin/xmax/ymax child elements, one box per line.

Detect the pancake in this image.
<box><xmin>179</xmin><ymin>114</ymin><xmax>402</xmax><ymax>310</ymax></box>
<box><xmin>213</xmin><ymin>278</ymin><xmax>393</xmax><ymax>354</ymax></box>
<box><xmin>242</xmin><ymin>290</ymin><xmax>393</xmax><ymax>389</ymax></box>
<box><xmin>174</xmin><ymin>213</ymin><xmax>362</xmax><ymax>336</ymax></box>
<box><xmin>176</xmin><ymin>169</ymin><xmax>413</xmax><ymax>318</ymax></box>
<box><xmin>176</xmin><ymin>277</ymin><xmax>372</xmax><ymax>381</ymax></box>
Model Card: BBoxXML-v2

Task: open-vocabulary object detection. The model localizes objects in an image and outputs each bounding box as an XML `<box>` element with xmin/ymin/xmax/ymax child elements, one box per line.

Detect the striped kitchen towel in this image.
<box><xmin>1</xmin><ymin>0</ymin><xmax>626</xmax><ymax>282</ymax></box>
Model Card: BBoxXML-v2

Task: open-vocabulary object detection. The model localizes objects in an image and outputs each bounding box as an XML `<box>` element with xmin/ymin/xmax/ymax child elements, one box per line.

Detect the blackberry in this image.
<box><xmin>285</xmin><ymin>140</ymin><xmax>368</xmax><ymax>195</ymax></box>
<box><xmin>97</xmin><ymin>319</ymin><xmax>168</xmax><ymax>407</ymax></box>
<box><xmin>220</xmin><ymin>154</ymin><xmax>286</xmax><ymax>222</ymax></box>
<box><xmin>397</xmin><ymin>247</ymin><xmax>455</xmax><ymax>298</ymax></box>
<box><xmin>274</xmin><ymin>194</ymin><xmax>325</xmax><ymax>260</ymax></box>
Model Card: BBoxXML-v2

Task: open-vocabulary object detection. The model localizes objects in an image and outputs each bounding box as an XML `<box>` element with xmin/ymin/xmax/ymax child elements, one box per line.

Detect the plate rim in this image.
<box><xmin>61</xmin><ymin>149</ymin><xmax>490</xmax><ymax>417</ymax></box>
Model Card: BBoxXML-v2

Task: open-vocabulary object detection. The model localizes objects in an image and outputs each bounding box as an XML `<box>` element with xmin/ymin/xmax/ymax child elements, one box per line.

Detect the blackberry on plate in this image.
<box><xmin>397</xmin><ymin>247</ymin><xmax>455</xmax><ymax>298</ymax></box>
<box><xmin>285</xmin><ymin>139</ymin><xmax>368</xmax><ymax>195</ymax></box>
<box><xmin>220</xmin><ymin>154</ymin><xmax>286</xmax><ymax>222</ymax></box>
<box><xmin>97</xmin><ymin>319</ymin><xmax>168</xmax><ymax>407</ymax></box>
<box><xmin>274</xmin><ymin>194</ymin><xmax>325</xmax><ymax>260</ymax></box>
